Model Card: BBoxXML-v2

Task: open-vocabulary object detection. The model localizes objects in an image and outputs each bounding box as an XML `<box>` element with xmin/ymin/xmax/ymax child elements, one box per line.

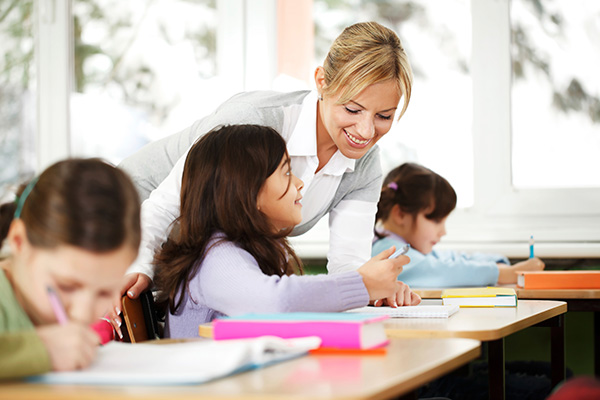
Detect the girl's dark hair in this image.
<box><xmin>375</xmin><ymin>162</ymin><xmax>456</xmax><ymax>239</ymax></box>
<box><xmin>0</xmin><ymin>158</ymin><xmax>141</xmax><ymax>252</ymax></box>
<box><xmin>154</xmin><ymin>124</ymin><xmax>302</xmax><ymax>315</ymax></box>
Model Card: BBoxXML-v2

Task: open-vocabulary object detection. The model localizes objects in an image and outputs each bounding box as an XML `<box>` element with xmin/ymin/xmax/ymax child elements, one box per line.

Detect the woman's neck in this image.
<box><xmin>315</xmin><ymin>101</ymin><xmax>337</xmax><ymax>172</ymax></box>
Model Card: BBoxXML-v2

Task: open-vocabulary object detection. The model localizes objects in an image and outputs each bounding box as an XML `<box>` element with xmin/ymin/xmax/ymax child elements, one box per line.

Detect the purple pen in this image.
<box><xmin>47</xmin><ymin>286</ymin><xmax>68</xmax><ymax>324</ymax></box>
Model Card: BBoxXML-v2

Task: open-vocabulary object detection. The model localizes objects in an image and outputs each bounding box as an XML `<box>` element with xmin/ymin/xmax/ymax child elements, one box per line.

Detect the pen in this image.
<box><xmin>529</xmin><ymin>235</ymin><xmax>534</xmax><ymax>259</ymax></box>
<box><xmin>389</xmin><ymin>244</ymin><xmax>410</xmax><ymax>259</ymax></box>
<box><xmin>47</xmin><ymin>286</ymin><xmax>68</xmax><ymax>325</ymax></box>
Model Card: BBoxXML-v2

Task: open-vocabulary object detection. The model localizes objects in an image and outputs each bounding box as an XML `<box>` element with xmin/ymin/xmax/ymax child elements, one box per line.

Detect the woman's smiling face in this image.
<box><xmin>318</xmin><ymin>79</ymin><xmax>401</xmax><ymax>160</ymax></box>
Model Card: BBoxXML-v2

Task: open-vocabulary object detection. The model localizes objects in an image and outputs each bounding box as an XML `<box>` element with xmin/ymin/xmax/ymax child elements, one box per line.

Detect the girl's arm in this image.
<box><xmin>196</xmin><ymin>241</ymin><xmax>370</xmax><ymax>316</ymax></box>
<box><xmin>395</xmin><ymin>250</ymin><xmax>501</xmax><ymax>288</ymax></box>
<box><xmin>0</xmin><ymin>331</ymin><xmax>51</xmax><ymax>379</ymax></box>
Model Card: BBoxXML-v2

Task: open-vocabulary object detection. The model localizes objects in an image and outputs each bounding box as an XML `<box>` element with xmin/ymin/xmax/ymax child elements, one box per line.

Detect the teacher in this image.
<box><xmin>116</xmin><ymin>21</ymin><xmax>414</xmax><ymax>312</ymax></box>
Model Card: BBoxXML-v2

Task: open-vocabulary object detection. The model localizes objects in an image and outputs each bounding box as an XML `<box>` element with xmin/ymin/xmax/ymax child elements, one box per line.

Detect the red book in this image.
<box><xmin>517</xmin><ymin>271</ymin><xmax>600</xmax><ymax>289</ymax></box>
<box><xmin>211</xmin><ymin>312</ymin><xmax>390</xmax><ymax>349</ymax></box>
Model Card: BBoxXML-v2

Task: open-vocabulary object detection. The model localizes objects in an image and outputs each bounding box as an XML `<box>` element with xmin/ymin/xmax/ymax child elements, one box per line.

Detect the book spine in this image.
<box><xmin>524</xmin><ymin>274</ymin><xmax>600</xmax><ymax>289</ymax></box>
<box><xmin>213</xmin><ymin>321</ymin><xmax>364</xmax><ymax>349</ymax></box>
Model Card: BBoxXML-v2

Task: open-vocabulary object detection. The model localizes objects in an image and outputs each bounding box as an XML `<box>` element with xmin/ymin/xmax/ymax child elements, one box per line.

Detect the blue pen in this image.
<box><xmin>529</xmin><ymin>235</ymin><xmax>534</xmax><ymax>259</ymax></box>
<box><xmin>389</xmin><ymin>244</ymin><xmax>410</xmax><ymax>259</ymax></box>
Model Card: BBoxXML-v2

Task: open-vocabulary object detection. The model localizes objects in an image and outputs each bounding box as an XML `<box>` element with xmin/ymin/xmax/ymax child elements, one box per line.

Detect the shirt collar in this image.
<box><xmin>287</xmin><ymin>91</ymin><xmax>318</xmax><ymax>157</ymax></box>
<box><xmin>288</xmin><ymin>91</ymin><xmax>355</xmax><ymax>176</ymax></box>
<box><xmin>374</xmin><ymin>227</ymin><xmax>408</xmax><ymax>245</ymax></box>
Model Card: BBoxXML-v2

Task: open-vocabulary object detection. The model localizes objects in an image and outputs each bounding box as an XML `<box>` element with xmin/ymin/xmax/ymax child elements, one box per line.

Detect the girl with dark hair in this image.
<box><xmin>373</xmin><ymin>163</ymin><xmax>544</xmax><ymax>287</ymax></box>
<box><xmin>153</xmin><ymin>125</ymin><xmax>419</xmax><ymax>339</ymax></box>
<box><xmin>0</xmin><ymin>159</ymin><xmax>141</xmax><ymax>379</ymax></box>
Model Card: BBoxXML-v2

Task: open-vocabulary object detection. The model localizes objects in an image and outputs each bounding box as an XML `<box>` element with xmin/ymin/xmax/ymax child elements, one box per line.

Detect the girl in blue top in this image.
<box><xmin>372</xmin><ymin>163</ymin><xmax>544</xmax><ymax>288</ymax></box>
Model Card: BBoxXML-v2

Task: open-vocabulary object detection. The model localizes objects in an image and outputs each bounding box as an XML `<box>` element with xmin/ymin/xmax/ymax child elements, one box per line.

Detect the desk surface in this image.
<box><xmin>0</xmin><ymin>337</ymin><xmax>480</xmax><ymax>400</ymax></box>
<box><xmin>384</xmin><ymin>300</ymin><xmax>566</xmax><ymax>341</ymax></box>
<box><xmin>414</xmin><ymin>286</ymin><xmax>600</xmax><ymax>300</ymax></box>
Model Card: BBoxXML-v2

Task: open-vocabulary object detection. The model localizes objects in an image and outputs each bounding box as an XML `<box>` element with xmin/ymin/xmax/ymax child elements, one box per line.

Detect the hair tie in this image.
<box><xmin>14</xmin><ymin>177</ymin><xmax>39</xmax><ymax>219</ymax></box>
<box><xmin>387</xmin><ymin>182</ymin><xmax>398</xmax><ymax>191</ymax></box>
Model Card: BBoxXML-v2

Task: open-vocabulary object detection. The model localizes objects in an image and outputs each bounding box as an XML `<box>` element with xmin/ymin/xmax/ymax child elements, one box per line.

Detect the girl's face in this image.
<box><xmin>317</xmin><ymin>74</ymin><xmax>401</xmax><ymax>160</ymax></box>
<box><xmin>403</xmin><ymin>211</ymin><xmax>448</xmax><ymax>255</ymax></box>
<box><xmin>257</xmin><ymin>155</ymin><xmax>304</xmax><ymax>232</ymax></box>
<box><xmin>8</xmin><ymin>221</ymin><xmax>136</xmax><ymax>326</ymax></box>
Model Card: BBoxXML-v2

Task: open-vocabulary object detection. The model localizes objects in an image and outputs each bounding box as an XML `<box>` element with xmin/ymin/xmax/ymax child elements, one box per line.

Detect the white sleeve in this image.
<box><xmin>327</xmin><ymin>199</ymin><xmax>377</xmax><ymax>274</ymax></box>
<box><xmin>126</xmin><ymin>151</ymin><xmax>188</xmax><ymax>280</ymax></box>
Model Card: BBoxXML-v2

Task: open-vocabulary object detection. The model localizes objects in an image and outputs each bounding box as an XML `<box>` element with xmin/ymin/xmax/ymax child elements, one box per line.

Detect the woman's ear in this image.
<box><xmin>314</xmin><ymin>66</ymin><xmax>326</xmax><ymax>94</ymax></box>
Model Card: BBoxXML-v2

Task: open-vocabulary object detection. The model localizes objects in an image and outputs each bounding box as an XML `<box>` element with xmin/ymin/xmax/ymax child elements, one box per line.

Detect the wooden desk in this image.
<box><xmin>397</xmin><ymin>298</ymin><xmax>567</xmax><ymax>400</ymax></box>
<box><xmin>415</xmin><ymin>286</ymin><xmax>600</xmax><ymax>376</ymax></box>
<box><xmin>0</xmin><ymin>338</ymin><xmax>480</xmax><ymax>400</ymax></box>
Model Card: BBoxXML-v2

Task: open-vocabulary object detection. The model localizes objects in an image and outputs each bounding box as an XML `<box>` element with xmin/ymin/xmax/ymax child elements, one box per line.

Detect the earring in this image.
<box><xmin>318</xmin><ymin>93</ymin><xmax>323</xmax><ymax>101</ymax></box>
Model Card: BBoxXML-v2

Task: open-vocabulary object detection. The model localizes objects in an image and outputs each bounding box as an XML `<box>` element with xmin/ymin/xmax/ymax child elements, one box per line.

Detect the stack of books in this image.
<box><xmin>211</xmin><ymin>312</ymin><xmax>390</xmax><ymax>350</ymax></box>
<box><xmin>441</xmin><ymin>287</ymin><xmax>518</xmax><ymax>307</ymax></box>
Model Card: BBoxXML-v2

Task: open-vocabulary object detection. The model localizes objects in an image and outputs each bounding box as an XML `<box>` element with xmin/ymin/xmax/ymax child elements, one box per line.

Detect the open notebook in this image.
<box><xmin>30</xmin><ymin>336</ymin><xmax>320</xmax><ymax>385</ymax></box>
<box><xmin>346</xmin><ymin>305</ymin><xmax>460</xmax><ymax>318</ymax></box>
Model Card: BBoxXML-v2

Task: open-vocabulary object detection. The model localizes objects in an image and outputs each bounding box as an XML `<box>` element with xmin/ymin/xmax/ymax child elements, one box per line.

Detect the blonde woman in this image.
<box><xmin>114</xmin><ymin>21</ymin><xmax>418</xmax><ymax>329</ymax></box>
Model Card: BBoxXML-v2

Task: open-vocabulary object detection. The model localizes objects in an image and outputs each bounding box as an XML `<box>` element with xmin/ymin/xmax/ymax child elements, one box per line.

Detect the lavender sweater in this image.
<box><xmin>165</xmin><ymin>235</ymin><xmax>370</xmax><ymax>338</ymax></box>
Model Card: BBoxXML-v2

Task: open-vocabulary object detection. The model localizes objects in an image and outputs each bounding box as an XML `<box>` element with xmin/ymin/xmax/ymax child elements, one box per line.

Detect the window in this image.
<box><xmin>30</xmin><ymin>0</ymin><xmax>600</xmax><ymax>258</ymax></box>
<box><xmin>69</xmin><ymin>0</ymin><xmax>221</xmax><ymax>165</ymax></box>
<box><xmin>0</xmin><ymin>0</ymin><xmax>36</xmax><ymax>191</ymax></box>
<box><xmin>511</xmin><ymin>0</ymin><xmax>600</xmax><ymax>189</ymax></box>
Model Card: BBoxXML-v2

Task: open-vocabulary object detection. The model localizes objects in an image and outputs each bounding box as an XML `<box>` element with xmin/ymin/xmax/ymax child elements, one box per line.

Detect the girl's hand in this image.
<box><xmin>109</xmin><ymin>273</ymin><xmax>152</xmax><ymax>339</ymax></box>
<box><xmin>37</xmin><ymin>323</ymin><xmax>100</xmax><ymax>371</ymax></box>
<box><xmin>497</xmin><ymin>257</ymin><xmax>545</xmax><ymax>284</ymax></box>
<box><xmin>358</xmin><ymin>246</ymin><xmax>417</xmax><ymax>306</ymax></box>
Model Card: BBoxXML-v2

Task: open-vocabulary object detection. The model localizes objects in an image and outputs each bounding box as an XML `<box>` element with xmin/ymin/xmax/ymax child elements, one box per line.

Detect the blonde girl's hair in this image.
<box><xmin>322</xmin><ymin>21</ymin><xmax>413</xmax><ymax>119</ymax></box>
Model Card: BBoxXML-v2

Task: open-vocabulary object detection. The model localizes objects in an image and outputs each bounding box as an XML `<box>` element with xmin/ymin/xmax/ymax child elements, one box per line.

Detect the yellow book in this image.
<box><xmin>441</xmin><ymin>287</ymin><xmax>517</xmax><ymax>308</ymax></box>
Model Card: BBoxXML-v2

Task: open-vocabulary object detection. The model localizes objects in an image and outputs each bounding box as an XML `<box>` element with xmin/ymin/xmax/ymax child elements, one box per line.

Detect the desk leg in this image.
<box><xmin>488</xmin><ymin>339</ymin><xmax>505</xmax><ymax>400</ymax></box>
<box><xmin>595</xmin><ymin>311</ymin><xmax>599</xmax><ymax>377</ymax></box>
<box><xmin>550</xmin><ymin>314</ymin><xmax>566</xmax><ymax>387</ymax></box>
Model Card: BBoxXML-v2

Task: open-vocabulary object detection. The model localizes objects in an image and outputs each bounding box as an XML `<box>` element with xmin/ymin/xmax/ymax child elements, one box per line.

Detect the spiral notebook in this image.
<box><xmin>346</xmin><ymin>305</ymin><xmax>460</xmax><ymax>318</ymax></box>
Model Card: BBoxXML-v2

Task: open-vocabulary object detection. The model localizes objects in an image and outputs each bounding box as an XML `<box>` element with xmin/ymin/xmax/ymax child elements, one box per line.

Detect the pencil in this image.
<box><xmin>529</xmin><ymin>235</ymin><xmax>535</xmax><ymax>258</ymax></box>
<box><xmin>47</xmin><ymin>286</ymin><xmax>69</xmax><ymax>325</ymax></box>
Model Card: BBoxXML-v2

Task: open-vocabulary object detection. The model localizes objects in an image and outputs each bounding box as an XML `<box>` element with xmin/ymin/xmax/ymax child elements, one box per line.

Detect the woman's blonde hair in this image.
<box><xmin>322</xmin><ymin>21</ymin><xmax>413</xmax><ymax>119</ymax></box>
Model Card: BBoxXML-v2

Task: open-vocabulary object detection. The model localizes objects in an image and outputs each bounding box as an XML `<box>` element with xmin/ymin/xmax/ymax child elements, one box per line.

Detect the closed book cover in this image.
<box><xmin>212</xmin><ymin>312</ymin><xmax>390</xmax><ymax>349</ymax></box>
<box><xmin>346</xmin><ymin>305</ymin><xmax>460</xmax><ymax>318</ymax></box>
<box><xmin>517</xmin><ymin>270</ymin><xmax>600</xmax><ymax>289</ymax></box>
<box><xmin>441</xmin><ymin>287</ymin><xmax>518</xmax><ymax>307</ymax></box>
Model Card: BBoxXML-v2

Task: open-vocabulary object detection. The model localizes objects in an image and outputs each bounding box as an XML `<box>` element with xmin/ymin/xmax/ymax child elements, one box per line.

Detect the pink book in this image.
<box><xmin>212</xmin><ymin>312</ymin><xmax>390</xmax><ymax>349</ymax></box>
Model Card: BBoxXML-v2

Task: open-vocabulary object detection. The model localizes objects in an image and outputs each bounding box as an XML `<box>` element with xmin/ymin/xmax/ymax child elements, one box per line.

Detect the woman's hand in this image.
<box><xmin>358</xmin><ymin>246</ymin><xmax>421</xmax><ymax>307</ymax></box>
<box><xmin>108</xmin><ymin>273</ymin><xmax>152</xmax><ymax>339</ymax></box>
<box><xmin>37</xmin><ymin>323</ymin><xmax>100</xmax><ymax>371</ymax></box>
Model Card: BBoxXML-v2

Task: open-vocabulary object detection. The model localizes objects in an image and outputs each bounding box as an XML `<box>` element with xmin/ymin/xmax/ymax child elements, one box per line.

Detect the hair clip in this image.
<box><xmin>387</xmin><ymin>182</ymin><xmax>398</xmax><ymax>191</ymax></box>
<box><xmin>14</xmin><ymin>177</ymin><xmax>39</xmax><ymax>219</ymax></box>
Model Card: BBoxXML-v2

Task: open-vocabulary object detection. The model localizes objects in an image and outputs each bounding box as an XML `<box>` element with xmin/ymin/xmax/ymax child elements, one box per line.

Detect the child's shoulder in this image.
<box><xmin>372</xmin><ymin>234</ymin><xmax>404</xmax><ymax>257</ymax></box>
<box><xmin>202</xmin><ymin>233</ymin><xmax>258</xmax><ymax>267</ymax></box>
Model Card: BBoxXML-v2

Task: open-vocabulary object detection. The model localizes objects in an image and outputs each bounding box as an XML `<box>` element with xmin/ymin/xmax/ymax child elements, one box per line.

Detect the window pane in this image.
<box><xmin>313</xmin><ymin>0</ymin><xmax>473</xmax><ymax>207</ymax></box>
<box><xmin>70</xmin><ymin>0</ymin><xmax>219</xmax><ymax>165</ymax></box>
<box><xmin>0</xmin><ymin>0</ymin><xmax>36</xmax><ymax>189</ymax></box>
<box><xmin>511</xmin><ymin>0</ymin><xmax>600</xmax><ymax>189</ymax></box>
